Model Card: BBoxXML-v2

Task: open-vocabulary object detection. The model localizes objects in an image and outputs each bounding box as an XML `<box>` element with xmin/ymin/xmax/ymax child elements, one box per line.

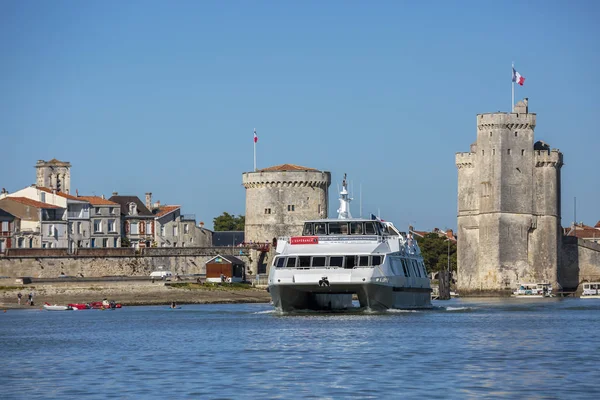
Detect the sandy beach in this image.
<box><xmin>0</xmin><ymin>280</ymin><xmax>271</xmax><ymax>309</ymax></box>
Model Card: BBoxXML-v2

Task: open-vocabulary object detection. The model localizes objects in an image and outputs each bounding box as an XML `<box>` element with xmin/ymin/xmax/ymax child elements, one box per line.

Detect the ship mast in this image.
<box><xmin>337</xmin><ymin>173</ymin><xmax>353</xmax><ymax>219</ymax></box>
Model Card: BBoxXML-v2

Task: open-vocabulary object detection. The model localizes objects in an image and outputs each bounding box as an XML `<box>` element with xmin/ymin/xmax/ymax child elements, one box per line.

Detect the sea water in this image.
<box><xmin>1</xmin><ymin>298</ymin><xmax>599</xmax><ymax>399</ymax></box>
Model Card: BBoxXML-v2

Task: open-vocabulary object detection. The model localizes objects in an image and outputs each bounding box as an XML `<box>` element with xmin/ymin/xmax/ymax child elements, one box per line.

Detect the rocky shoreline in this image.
<box><xmin>0</xmin><ymin>281</ymin><xmax>271</xmax><ymax>309</ymax></box>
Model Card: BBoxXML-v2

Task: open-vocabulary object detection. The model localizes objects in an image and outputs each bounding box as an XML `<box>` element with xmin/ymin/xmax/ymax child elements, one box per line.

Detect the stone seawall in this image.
<box><xmin>560</xmin><ymin>237</ymin><xmax>600</xmax><ymax>291</ymax></box>
<box><xmin>0</xmin><ymin>247</ymin><xmax>253</xmax><ymax>278</ymax></box>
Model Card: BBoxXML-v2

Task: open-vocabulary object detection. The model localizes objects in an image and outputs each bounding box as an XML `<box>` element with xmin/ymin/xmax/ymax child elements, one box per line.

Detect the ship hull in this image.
<box><xmin>269</xmin><ymin>283</ymin><xmax>432</xmax><ymax>312</ymax></box>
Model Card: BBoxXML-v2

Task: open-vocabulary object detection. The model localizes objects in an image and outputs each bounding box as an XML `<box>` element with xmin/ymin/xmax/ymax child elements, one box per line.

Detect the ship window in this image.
<box><xmin>401</xmin><ymin>259</ymin><xmax>410</xmax><ymax>277</ymax></box>
<box><xmin>329</xmin><ymin>222</ymin><xmax>345</xmax><ymax>235</ymax></box>
<box><xmin>372</xmin><ymin>255</ymin><xmax>382</xmax><ymax>266</ymax></box>
<box><xmin>275</xmin><ymin>257</ymin><xmax>285</xmax><ymax>268</ymax></box>
<box><xmin>285</xmin><ymin>257</ymin><xmax>297</xmax><ymax>268</ymax></box>
<box><xmin>312</xmin><ymin>256</ymin><xmax>326</xmax><ymax>267</ymax></box>
<box><xmin>412</xmin><ymin>260</ymin><xmax>421</xmax><ymax>277</ymax></box>
<box><xmin>329</xmin><ymin>256</ymin><xmax>343</xmax><ymax>268</ymax></box>
<box><xmin>303</xmin><ymin>223</ymin><xmax>313</xmax><ymax>236</ymax></box>
<box><xmin>350</xmin><ymin>222</ymin><xmax>363</xmax><ymax>234</ymax></box>
<box><xmin>364</xmin><ymin>222</ymin><xmax>376</xmax><ymax>235</ymax></box>
<box><xmin>358</xmin><ymin>256</ymin><xmax>369</xmax><ymax>266</ymax></box>
<box><xmin>299</xmin><ymin>256</ymin><xmax>311</xmax><ymax>268</ymax></box>
<box><xmin>315</xmin><ymin>223</ymin><xmax>326</xmax><ymax>235</ymax></box>
<box><xmin>344</xmin><ymin>256</ymin><xmax>356</xmax><ymax>269</ymax></box>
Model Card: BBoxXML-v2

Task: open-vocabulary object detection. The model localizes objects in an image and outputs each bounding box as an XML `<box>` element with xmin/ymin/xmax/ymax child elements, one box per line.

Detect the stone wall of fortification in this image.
<box><xmin>560</xmin><ymin>237</ymin><xmax>600</xmax><ymax>291</ymax></box>
<box><xmin>242</xmin><ymin>170</ymin><xmax>331</xmax><ymax>243</ymax></box>
<box><xmin>456</xmin><ymin>102</ymin><xmax>564</xmax><ymax>294</ymax></box>
<box><xmin>0</xmin><ymin>249</ymin><xmax>252</xmax><ymax>278</ymax></box>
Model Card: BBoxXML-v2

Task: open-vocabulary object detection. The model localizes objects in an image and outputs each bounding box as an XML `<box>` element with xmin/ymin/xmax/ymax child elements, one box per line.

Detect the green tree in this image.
<box><xmin>213</xmin><ymin>212</ymin><xmax>245</xmax><ymax>231</ymax></box>
<box><xmin>414</xmin><ymin>233</ymin><xmax>457</xmax><ymax>274</ymax></box>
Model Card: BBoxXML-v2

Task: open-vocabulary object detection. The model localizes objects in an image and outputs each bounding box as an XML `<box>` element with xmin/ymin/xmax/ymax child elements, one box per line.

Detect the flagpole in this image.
<box><xmin>253</xmin><ymin>128</ymin><xmax>257</xmax><ymax>171</ymax></box>
<box><xmin>511</xmin><ymin>61</ymin><xmax>514</xmax><ymax>112</ymax></box>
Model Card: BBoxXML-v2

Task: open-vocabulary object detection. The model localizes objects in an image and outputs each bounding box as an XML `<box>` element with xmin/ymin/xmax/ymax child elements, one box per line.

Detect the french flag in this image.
<box><xmin>253</xmin><ymin>128</ymin><xmax>258</xmax><ymax>143</ymax></box>
<box><xmin>512</xmin><ymin>67</ymin><xmax>525</xmax><ymax>86</ymax></box>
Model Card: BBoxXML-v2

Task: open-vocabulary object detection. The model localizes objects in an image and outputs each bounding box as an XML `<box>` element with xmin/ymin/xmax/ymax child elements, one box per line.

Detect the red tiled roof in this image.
<box><xmin>258</xmin><ymin>164</ymin><xmax>318</xmax><ymax>172</ymax></box>
<box><xmin>37</xmin><ymin>186</ymin><xmax>81</xmax><ymax>201</ymax></box>
<box><xmin>77</xmin><ymin>196</ymin><xmax>119</xmax><ymax>206</ymax></box>
<box><xmin>564</xmin><ymin>224</ymin><xmax>600</xmax><ymax>239</ymax></box>
<box><xmin>5</xmin><ymin>197</ymin><xmax>61</xmax><ymax>209</ymax></box>
<box><xmin>153</xmin><ymin>205</ymin><xmax>180</xmax><ymax>218</ymax></box>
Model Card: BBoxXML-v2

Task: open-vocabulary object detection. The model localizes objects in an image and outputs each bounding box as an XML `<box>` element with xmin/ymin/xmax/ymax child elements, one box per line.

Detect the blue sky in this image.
<box><xmin>1</xmin><ymin>1</ymin><xmax>598</xmax><ymax>231</ymax></box>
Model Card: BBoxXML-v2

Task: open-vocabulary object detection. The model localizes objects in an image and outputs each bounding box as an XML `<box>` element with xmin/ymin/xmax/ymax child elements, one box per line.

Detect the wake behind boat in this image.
<box><xmin>268</xmin><ymin>174</ymin><xmax>432</xmax><ymax>312</ymax></box>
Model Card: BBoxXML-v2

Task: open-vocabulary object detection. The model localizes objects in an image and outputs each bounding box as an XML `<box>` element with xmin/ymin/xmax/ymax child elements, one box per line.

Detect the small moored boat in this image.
<box><xmin>512</xmin><ymin>283</ymin><xmax>553</xmax><ymax>298</ymax></box>
<box><xmin>43</xmin><ymin>303</ymin><xmax>73</xmax><ymax>311</ymax></box>
<box><xmin>581</xmin><ymin>282</ymin><xmax>600</xmax><ymax>298</ymax></box>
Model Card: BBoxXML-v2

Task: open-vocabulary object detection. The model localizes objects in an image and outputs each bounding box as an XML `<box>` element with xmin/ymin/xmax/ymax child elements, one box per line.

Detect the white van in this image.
<box><xmin>150</xmin><ymin>271</ymin><xmax>173</xmax><ymax>279</ymax></box>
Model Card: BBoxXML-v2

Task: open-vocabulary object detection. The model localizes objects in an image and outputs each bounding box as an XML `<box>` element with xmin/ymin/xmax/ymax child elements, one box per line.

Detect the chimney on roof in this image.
<box><xmin>112</xmin><ymin>192</ymin><xmax>118</xmax><ymax>196</ymax></box>
<box><xmin>447</xmin><ymin>229</ymin><xmax>454</xmax><ymax>238</ymax></box>
<box><xmin>199</xmin><ymin>222</ymin><xmax>204</xmax><ymax>229</ymax></box>
<box><xmin>1</xmin><ymin>188</ymin><xmax>7</xmax><ymax>195</ymax></box>
<box><xmin>101</xmin><ymin>194</ymin><xmax>105</xmax><ymax>200</ymax></box>
<box><xmin>76</xmin><ymin>189</ymin><xmax>79</xmax><ymax>197</ymax></box>
<box><xmin>145</xmin><ymin>192</ymin><xmax>152</xmax><ymax>210</ymax></box>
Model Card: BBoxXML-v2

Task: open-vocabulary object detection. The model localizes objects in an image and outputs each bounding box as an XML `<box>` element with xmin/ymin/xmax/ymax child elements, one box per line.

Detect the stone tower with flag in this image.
<box><xmin>455</xmin><ymin>99</ymin><xmax>564</xmax><ymax>294</ymax></box>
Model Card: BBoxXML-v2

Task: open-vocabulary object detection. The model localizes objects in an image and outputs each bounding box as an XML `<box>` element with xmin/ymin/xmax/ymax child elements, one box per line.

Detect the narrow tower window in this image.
<box><xmin>515</xmin><ymin>132</ymin><xmax>518</xmax><ymax>137</ymax></box>
<box><xmin>490</xmin><ymin>132</ymin><xmax>492</xmax><ymax>137</ymax></box>
<box><xmin>482</xmin><ymin>150</ymin><xmax>485</xmax><ymax>156</ymax></box>
<box><xmin>507</xmin><ymin>149</ymin><xmax>511</xmax><ymax>155</ymax></box>
<box><xmin>492</xmin><ymin>149</ymin><xmax>495</xmax><ymax>155</ymax></box>
<box><xmin>521</xmin><ymin>149</ymin><xmax>525</xmax><ymax>156</ymax></box>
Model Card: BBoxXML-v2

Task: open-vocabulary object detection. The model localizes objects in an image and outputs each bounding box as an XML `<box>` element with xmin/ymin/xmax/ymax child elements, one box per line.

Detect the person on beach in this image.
<box><xmin>27</xmin><ymin>292</ymin><xmax>33</xmax><ymax>306</ymax></box>
<box><xmin>17</xmin><ymin>292</ymin><xmax>22</xmax><ymax>305</ymax></box>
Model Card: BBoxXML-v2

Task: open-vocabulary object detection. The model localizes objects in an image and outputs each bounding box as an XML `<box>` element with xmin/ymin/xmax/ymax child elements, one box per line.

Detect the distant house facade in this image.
<box><xmin>79</xmin><ymin>196</ymin><xmax>121</xmax><ymax>248</ymax></box>
<box><xmin>0</xmin><ymin>207</ymin><xmax>18</xmax><ymax>253</ymax></box>
<box><xmin>0</xmin><ymin>197</ymin><xmax>67</xmax><ymax>248</ymax></box>
<box><xmin>2</xmin><ymin>185</ymin><xmax>92</xmax><ymax>251</ymax></box>
<box><xmin>109</xmin><ymin>194</ymin><xmax>154</xmax><ymax>248</ymax></box>
<box><xmin>145</xmin><ymin>192</ymin><xmax>212</xmax><ymax>247</ymax></box>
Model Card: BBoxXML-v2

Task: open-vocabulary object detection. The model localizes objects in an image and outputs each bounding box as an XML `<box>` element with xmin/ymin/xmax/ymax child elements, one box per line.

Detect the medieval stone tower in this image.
<box><xmin>455</xmin><ymin>99</ymin><xmax>563</xmax><ymax>294</ymax></box>
<box><xmin>242</xmin><ymin>164</ymin><xmax>331</xmax><ymax>243</ymax></box>
<box><xmin>36</xmin><ymin>159</ymin><xmax>71</xmax><ymax>194</ymax></box>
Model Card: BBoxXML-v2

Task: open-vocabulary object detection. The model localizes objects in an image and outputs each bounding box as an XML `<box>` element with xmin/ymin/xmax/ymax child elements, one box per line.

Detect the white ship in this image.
<box><xmin>581</xmin><ymin>282</ymin><xmax>600</xmax><ymax>298</ymax></box>
<box><xmin>268</xmin><ymin>174</ymin><xmax>432</xmax><ymax>312</ymax></box>
<box><xmin>511</xmin><ymin>283</ymin><xmax>553</xmax><ymax>298</ymax></box>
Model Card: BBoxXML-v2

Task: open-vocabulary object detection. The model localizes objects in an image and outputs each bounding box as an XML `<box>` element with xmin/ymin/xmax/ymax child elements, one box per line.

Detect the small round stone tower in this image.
<box><xmin>242</xmin><ymin>164</ymin><xmax>331</xmax><ymax>243</ymax></box>
<box><xmin>36</xmin><ymin>159</ymin><xmax>71</xmax><ymax>194</ymax></box>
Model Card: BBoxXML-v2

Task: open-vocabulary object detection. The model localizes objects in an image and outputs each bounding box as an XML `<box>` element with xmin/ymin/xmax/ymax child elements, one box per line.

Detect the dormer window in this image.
<box><xmin>128</xmin><ymin>202</ymin><xmax>138</xmax><ymax>216</ymax></box>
